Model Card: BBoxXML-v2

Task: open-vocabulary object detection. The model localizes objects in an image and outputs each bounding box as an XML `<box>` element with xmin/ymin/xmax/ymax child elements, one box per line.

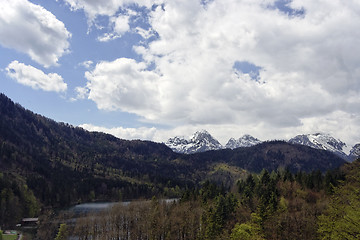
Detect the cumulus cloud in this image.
<box><xmin>98</xmin><ymin>15</ymin><xmax>130</xmax><ymax>42</ymax></box>
<box><xmin>79</xmin><ymin>123</ymin><xmax>157</xmax><ymax>141</ymax></box>
<box><xmin>6</xmin><ymin>61</ymin><xmax>67</xmax><ymax>92</ymax></box>
<box><xmin>83</xmin><ymin>58</ymin><xmax>160</xmax><ymax>118</ymax></box>
<box><xmin>76</xmin><ymin>0</ymin><xmax>360</xmax><ymax>146</ymax></box>
<box><xmin>0</xmin><ymin>0</ymin><xmax>71</xmax><ymax>67</ymax></box>
<box><xmin>63</xmin><ymin>0</ymin><xmax>158</xmax><ymax>25</ymax></box>
<box><xmin>63</xmin><ymin>0</ymin><xmax>162</xmax><ymax>41</ymax></box>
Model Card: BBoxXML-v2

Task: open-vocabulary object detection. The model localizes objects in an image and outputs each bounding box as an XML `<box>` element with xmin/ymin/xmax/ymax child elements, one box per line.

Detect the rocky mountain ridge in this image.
<box><xmin>225</xmin><ymin>135</ymin><xmax>262</xmax><ymax>149</ymax></box>
<box><xmin>166</xmin><ymin>130</ymin><xmax>223</xmax><ymax>154</ymax></box>
<box><xmin>166</xmin><ymin>131</ymin><xmax>262</xmax><ymax>154</ymax></box>
<box><xmin>349</xmin><ymin>144</ymin><xmax>360</xmax><ymax>161</ymax></box>
<box><xmin>289</xmin><ymin>133</ymin><xmax>348</xmax><ymax>160</ymax></box>
<box><xmin>166</xmin><ymin>131</ymin><xmax>360</xmax><ymax>161</ymax></box>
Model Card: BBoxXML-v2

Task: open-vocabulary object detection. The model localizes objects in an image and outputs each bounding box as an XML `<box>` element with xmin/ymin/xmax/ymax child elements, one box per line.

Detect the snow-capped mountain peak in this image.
<box><xmin>166</xmin><ymin>131</ymin><xmax>262</xmax><ymax>154</ymax></box>
<box><xmin>225</xmin><ymin>134</ymin><xmax>262</xmax><ymax>149</ymax></box>
<box><xmin>349</xmin><ymin>143</ymin><xmax>360</xmax><ymax>161</ymax></box>
<box><xmin>166</xmin><ymin>136</ymin><xmax>189</xmax><ymax>146</ymax></box>
<box><xmin>166</xmin><ymin>130</ymin><xmax>222</xmax><ymax>154</ymax></box>
<box><xmin>289</xmin><ymin>133</ymin><xmax>348</xmax><ymax>159</ymax></box>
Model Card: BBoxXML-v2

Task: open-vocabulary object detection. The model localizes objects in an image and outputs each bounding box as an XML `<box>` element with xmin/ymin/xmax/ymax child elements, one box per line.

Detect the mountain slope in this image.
<box><xmin>0</xmin><ymin>93</ymin><xmax>188</xmax><ymax>207</ymax></box>
<box><xmin>289</xmin><ymin>133</ymin><xmax>349</xmax><ymax>160</ymax></box>
<box><xmin>185</xmin><ymin>141</ymin><xmax>346</xmax><ymax>173</ymax></box>
<box><xmin>349</xmin><ymin>144</ymin><xmax>360</xmax><ymax>161</ymax></box>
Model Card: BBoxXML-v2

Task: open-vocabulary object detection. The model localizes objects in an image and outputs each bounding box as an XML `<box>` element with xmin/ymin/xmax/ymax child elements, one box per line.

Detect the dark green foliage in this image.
<box><xmin>0</xmin><ymin>173</ymin><xmax>39</xmax><ymax>228</ymax></box>
<box><xmin>185</xmin><ymin>140</ymin><xmax>345</xmax><ymax>174</ymax></box>
<box><xmin>256</xmin><ymin>170</ymin><xmax>279</xmax><ymax>222</ymax></box>
<box><xmin>200</xmin><ymin>193</ymin><xmax>238</xmax><ymax>239</ymax></box>
<box><xmin>318</xmin><ymin>160</ymin><xmax>360</xmax><ymax>239</ymax></box>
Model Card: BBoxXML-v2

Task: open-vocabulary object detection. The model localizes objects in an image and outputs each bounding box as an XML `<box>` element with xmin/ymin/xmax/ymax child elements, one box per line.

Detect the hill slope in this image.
<box><xmin>0</xmin><ymin>93</ymin><xmax>188</xmax><ymax>208</ymax></box>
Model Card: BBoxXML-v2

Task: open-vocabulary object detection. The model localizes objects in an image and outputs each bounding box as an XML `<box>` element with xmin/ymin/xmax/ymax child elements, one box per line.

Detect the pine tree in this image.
<box><xmin>54</xmin><ymin>223</ymin><xmax>68</xmax><ymax>240</ymax></box>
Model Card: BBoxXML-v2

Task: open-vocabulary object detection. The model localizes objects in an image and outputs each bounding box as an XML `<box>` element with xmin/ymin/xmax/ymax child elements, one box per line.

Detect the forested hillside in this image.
<box><xmin>0</xmin><ymin>93</ymin><xmax>188</xmax><ymax>227</ymax></box>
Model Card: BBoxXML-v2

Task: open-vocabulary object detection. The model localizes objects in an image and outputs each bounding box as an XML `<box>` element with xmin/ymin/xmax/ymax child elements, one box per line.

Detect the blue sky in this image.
<box><xmin>1</xmin><ymin>0</ymin><xmax>360</xmax><ymax>149</ymax></box>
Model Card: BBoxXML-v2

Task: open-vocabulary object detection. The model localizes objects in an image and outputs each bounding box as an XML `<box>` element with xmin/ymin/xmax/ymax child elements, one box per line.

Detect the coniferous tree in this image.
<box><xmin>55</xmin><ymin>223</ymin><xmax>69</xmax><ymax>240</ymax></box>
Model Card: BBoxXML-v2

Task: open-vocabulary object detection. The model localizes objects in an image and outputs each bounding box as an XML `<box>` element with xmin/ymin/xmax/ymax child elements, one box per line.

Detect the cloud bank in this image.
<box><xmin>71</xmin><ymin>0</ymin><xmax>360</xmax><ymax>146</ymax></box>
<box><xmin>80</xmin><ymin>124</ymin><xmax>157</xmax><ymax>141</ymax></box>
<box><xmin>0</xmin><ymin>0</ymin><xmax>71</xmax><ymax>67</ymax></box>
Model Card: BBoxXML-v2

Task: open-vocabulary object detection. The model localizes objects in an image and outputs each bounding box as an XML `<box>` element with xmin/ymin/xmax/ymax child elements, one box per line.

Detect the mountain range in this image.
<box><xmin>166</xmin><ymin>130</ymin><xmax>359</xmax><ymax>161</ymax></box>
<box><xmin>0</xmin><ymin>92</ymin><xmax>352</xmax><ymax>217</ymax></box>
<box><xmin>166</xmin><ymin>130</ymin><xmax>262</xmax><ymax>154</ymax></box>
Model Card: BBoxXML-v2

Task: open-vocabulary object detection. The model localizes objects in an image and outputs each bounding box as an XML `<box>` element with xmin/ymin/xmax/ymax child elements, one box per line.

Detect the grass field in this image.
<box><xmin>3</xmin><ymin>234</ymin><xmax>18</xmax><ymax>240</ymax></box>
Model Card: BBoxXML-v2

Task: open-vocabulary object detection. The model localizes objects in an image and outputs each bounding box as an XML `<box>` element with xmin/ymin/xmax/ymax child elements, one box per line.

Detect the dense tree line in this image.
<box><xmin>318</xmin><ymin>160</ymin><xmax>360</xmax><ymax>239</ymax></box>
<box><xmin>0</xmin><ymin>173</ymin><xmax>39</xmax><ymax>228</ymax></box>
<box><xmin>48</xmin><ymin>161</ymin><xmax>360</xmax><ymax>240</ymax></box>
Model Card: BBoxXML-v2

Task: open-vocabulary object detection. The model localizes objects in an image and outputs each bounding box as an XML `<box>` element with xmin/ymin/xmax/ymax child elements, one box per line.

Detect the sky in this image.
<box><xmin>0</xmin><ymin>0</ymin><xmax>360</xmax><ymax>150</ymax></box>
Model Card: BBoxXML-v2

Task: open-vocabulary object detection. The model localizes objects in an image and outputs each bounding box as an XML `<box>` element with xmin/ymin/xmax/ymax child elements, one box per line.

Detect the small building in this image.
<box><xmin>21</xmin><ymin>218</ymin><xmax>39</xmax><ymax>228</ymax></box>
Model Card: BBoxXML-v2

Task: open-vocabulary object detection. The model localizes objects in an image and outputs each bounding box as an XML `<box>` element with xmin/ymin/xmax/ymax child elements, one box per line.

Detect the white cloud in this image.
<box><xmin>79</xmin><ymin>60</ymin><xmax>94</xmax><ymax>69</ymax></box>
<box><xmin>135</xmin><ymin>27</ymin><xmax>156</xmax><ymax>39</ymax></box>
<box><xmin>83</xmin><ymin>58</ymin><xmax>160</xmax><ymax>118</ymax></box>
<box><xmin>0</xmin><ymin>0</ymin><xmax>71</xmax><ymax>67</ymax></box>
<box><xmin>63</xmin><ymin>0</ymin><xmax>162</xmax><ymax>41</ymax></box>
<box><xmin>63</xmin><ymin>0</ymin><xmax>159</xmax><ymax>24</ymax></box>
<box><xmin>6</xmin><ymin>61</ymin><xmax>67</xmax><ymax>92</ymax></box>
<box><xmin>76</xmin><ymin>0</ymin><xmax>360</xmax><ymax>146</ymax></box>
<box><xmin>74</xmin><ymin>86</ymin><xmax>89</xmax><ymax>99</ymax></box>
<box><xmin>79</xmin><ymin>124</ymin><xmax>157</xmax><ymax>141</ymax></box>
<box><xmin>98</xmin><ymin>15</ymin><xmax>130</xmax><ymax>42</ymax></box>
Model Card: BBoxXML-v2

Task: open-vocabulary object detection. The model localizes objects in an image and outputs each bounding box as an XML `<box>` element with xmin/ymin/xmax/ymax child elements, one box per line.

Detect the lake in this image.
<box><xmin>68</xmin><ymin>199</ymin><xmax>178</xmax><ymax>214</ymax></box>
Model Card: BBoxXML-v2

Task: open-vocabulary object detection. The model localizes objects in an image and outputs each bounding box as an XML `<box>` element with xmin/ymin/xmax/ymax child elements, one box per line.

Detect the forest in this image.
<box><xmin>38</xmin><ymin>160</ymin><xmax>360</xmax><ymax>239</ymax></box>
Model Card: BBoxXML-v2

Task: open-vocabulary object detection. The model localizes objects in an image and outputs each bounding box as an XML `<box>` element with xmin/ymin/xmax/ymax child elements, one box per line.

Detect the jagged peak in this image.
<box><xmin>290</xmin><ymin>133</ymin><xmax>346</xmax><ymax>151</ymax></box>
<box><xmin>166</xmin><ymin>130</ymin><xmax>222</xmax><ymax>154</ymax></box>
<box><xmin>191</xmin><ymin>129</ymin><xmax>212</xmax><ymax>139</ymax></box>
<box><xmin>166</xmin><ymin>136</ymin><xmax>189</xmax><ymax>145</ymax></box>
<box><xmin>289</xmin><ymin>133</ymin><xmax>350</xmax><ymax>160</ymax></box>
<box><xmin>225</xmin><ymin>134</ymin><xmax>262</xmax><ymax>149</ymax></box>
<box><xmin>349</xmin><ymin>143</ymin><xmax>360</xmax><ymax>161</ymax></box>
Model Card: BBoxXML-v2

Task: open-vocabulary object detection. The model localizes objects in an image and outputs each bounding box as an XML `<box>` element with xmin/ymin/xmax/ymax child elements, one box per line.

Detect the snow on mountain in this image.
<box><xmin>288</xmin><ymin>133</ymin><xmax>349</xmax><ymax>160</ymax></box>
<box><xmin>349</xmin><ymin>144</ymin><xmax>360</xmax><ymax>161</ymax></box>
<box><xmin>225</xmin><ymin>134</ymin><xmax>262</xmax><ymax>149</ymax></box>
<box><xmin>166</xmin><ymin>130</ymin><xmax>222</xmax><ymax>154</ymax></box>
<box><xmin>166</xmin><ymin>131</ymin><xmax>357</xmax><ymax>160</ymax></box>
